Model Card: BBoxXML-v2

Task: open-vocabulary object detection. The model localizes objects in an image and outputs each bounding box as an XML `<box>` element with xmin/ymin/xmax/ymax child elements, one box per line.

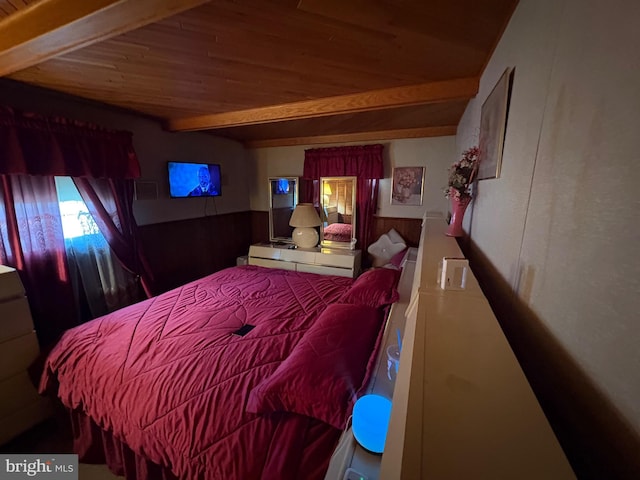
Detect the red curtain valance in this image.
<box><xmin>303</xmin><ymin>144</ymin><xmax>384</xmax><ymax>180</ymax></box>
<box><xmin>0</xmin><ymin>106</ymin><xmax>140</xmax><ymax>178</ymax></box>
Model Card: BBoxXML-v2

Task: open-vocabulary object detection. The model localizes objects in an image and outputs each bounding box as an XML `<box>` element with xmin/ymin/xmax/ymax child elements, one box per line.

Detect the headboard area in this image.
<box><xmin>371</xmin><ymin>216</ymin><xmax>422</xmax><ymax>248</ymax></box>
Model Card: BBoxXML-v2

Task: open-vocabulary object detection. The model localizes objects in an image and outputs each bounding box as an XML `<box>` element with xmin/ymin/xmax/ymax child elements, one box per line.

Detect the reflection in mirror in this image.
<box><xmin>320</xmin><ymin>176</ymin><xmax>357</xmax><ymax>249</ymax></box>
<box><xmin>269</xmin><ymin>177</ymin><xmax>298</xmax><ymax>243</ymax></box>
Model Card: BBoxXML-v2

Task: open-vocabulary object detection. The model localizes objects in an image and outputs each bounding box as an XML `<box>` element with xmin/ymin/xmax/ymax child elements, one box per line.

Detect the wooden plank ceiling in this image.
<box><xmin>0</xmin><ymin>0</ymin><xmax>518</xmax><ymax>147</ymax></box>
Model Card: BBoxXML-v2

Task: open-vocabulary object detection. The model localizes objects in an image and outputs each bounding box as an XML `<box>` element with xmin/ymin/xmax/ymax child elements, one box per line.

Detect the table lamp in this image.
<box><xmin>289</xmin><ymin>203</ymin><xmax>321</xmax><ymax>249</ymax></box>
<box><xmin>352</xmin><ymin>394</ymin><xmax>392</xmax><ymax>454</ymax></box>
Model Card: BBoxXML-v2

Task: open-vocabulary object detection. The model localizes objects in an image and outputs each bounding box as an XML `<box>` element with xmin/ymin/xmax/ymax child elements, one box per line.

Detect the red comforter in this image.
<box><xmin>323</xmin><ymin>223</ymin><xmax>352</xmax><ymax>242</ymax></box>
<box><xmin>40</xmin><ymin>266</ymin><xmax>361</xmax><ymax>479</ymax></box>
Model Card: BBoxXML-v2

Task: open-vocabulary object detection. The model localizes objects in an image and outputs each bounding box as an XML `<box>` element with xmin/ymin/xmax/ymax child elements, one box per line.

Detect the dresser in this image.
<box><xmin>0</xmin><ymin>265</ymin><xmax>52</xmax><ymax>446</ymax></box>
<box><xmin>248</xmin><ymin>243</ymin><xmax>361</xmax><ymax>278</ymax></box>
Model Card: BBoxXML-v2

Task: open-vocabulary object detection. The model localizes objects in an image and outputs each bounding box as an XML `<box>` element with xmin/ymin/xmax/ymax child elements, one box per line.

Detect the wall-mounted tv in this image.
<box><xmin>168</xmin><ymin>162</ymin><xmax>221</xmax><ymax>198</ymax></box>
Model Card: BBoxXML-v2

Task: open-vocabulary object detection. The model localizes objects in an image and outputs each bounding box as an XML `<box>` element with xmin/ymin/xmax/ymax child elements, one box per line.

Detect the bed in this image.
<box><xmin>39</xmin><ymin>265</ymin><xmax>400</xmax><ymax>479</ymax></box>
<box><xmin>323</xmin><ymin>223</ymin><xmax>353</xmax><ymax>243</ymax></box>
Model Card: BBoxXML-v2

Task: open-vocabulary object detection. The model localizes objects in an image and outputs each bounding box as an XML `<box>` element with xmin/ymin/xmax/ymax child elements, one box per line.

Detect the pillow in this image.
<box><xmin>246</xmin><ymin>304</ymin><xmax>384</xmax><ymax>429</ymax></box>
<box><xmin>387</xmin><ymin>228</ymin><xmax>405</xmax><ymax>245</ymax></box>
<box><xmin>339</xmin><ymin>268</ymin><xmax>400</xmax><ymax>308</ymax></box>
<box><xmin>367</xmin><ymin>233</ymin><xmax>406</xmax><ymax>267</ymax></box>
<box><xmin>389</xmin><ymin>247</ymin><xmax>408</xmax><ymax>268</ymax></box>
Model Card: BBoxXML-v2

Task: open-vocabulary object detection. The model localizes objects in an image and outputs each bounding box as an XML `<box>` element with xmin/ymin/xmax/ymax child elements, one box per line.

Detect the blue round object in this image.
<box><xmin>352</xmin><ymin>394</ymin><xmax>392</xmax><ymax>454</ymax></box>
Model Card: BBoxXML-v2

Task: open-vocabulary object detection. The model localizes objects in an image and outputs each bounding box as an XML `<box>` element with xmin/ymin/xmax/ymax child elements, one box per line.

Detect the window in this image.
<box><xmin>54</xmin><ymin>177</ymin><xmax>138</xmax><ymax>318</ymax></box>
<box><xmin>55</xmin><ymin>177</ymin><xmax>103</xmax><ymax>240</ymax></box>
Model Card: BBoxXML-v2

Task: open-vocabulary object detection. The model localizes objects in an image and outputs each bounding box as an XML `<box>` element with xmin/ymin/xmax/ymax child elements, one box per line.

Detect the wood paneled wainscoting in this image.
<box><xmin>250</xmin><ymin>210</ymin><xmax>270</xmax><ymax>245</ymax></box>
<box><xmin>371</xmin><ymin>216</ymin><xmax>422</xmax><ymax>247</ymax></box>
<box><xmin>139</xmin><ymin>211</ymin><xmax>252</xmax><ymax>294</ymax></box>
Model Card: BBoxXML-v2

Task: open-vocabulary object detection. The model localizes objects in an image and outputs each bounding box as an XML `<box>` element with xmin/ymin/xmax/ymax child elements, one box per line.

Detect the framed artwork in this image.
<box><xmin>391</xmin><ymin>166</ymin><xmax>425</xmax><ymax>206</ymax></box>
<box><xmin>478</xmin><ymin>67</ymin><xmax>513</xmax><ymax>180</ymax></box>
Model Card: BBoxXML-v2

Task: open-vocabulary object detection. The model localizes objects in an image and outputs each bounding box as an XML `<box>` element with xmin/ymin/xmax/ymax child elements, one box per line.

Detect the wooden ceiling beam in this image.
<box><xmin>166</xmin><ymin>77</ymin><xmax>479</xmax><ymax>132</ymax></box>
<box><xmin>0</xmin><ymin>0</ymin><xmax>211</xmax><ymax>76</ymax></box>
<box><xmin>244</xmin><ymin>126</ymin><xmax>458</xmax><ymax>149</ymax></box>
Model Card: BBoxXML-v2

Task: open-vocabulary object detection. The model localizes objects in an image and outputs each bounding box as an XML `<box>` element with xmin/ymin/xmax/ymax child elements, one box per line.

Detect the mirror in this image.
<box><xmin>320</xmin><ymin>176</ymin><xmax>357</xmax><ymax>249</ymax></box>
<box><xmin>269</xmin><ymin>177</ymin><xmax>298</xmax><ymax>243</ymax></box>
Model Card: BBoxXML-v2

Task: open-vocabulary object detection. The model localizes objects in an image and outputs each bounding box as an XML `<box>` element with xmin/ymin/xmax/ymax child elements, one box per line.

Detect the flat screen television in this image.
<box><xmin>168</xmin><ymin>162</ymin><xmax>221</xmax><ymax>198</ymax></box>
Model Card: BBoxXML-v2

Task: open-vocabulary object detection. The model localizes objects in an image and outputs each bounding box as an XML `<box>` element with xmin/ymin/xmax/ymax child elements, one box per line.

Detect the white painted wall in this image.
<box><xmin>248</xmin><ymin>137</ymin><xmax>455</xmax><ymax>217</ymax></box>
<box><xmin>457</xmin><ymin>0</ymin><xmax>640</xmax><ymax>434</ymax></box>
<box><xmin>0</xmin><ymin>81</ymin><xmax>250</xmax><ymax>225</ymax></box>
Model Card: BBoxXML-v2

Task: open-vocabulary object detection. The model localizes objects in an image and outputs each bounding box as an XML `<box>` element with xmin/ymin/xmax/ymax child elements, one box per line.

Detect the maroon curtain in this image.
<box><xmin>0</xmin><ymin>106</ymin><xmax>140</xmax><ymax>178</ymax></box>
<box><xmin>303</xmin><ymin>145</ymin><xmax>384</xmax><ymax>251</ymax></box>
<box><xmin>0</xmin><ymin>175</ymin><xmax>78</xmax><ymax>346</ymax></box>
<box><xmin>0</xmin><ymin>105</ymin><xmax>145</xmax><ymax>345</ymax></box>
<box><xmin>73</xmin><ymin>178</ymin><xmax>154</xmax><ymax>296</ymax></box>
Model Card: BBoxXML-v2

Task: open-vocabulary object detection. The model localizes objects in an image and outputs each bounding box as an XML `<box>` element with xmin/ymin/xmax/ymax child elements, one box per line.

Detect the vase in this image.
<box><xmin>446</xmin><ymin>196</ymin><xmax>471</xmax><ymax>237</ymax></box>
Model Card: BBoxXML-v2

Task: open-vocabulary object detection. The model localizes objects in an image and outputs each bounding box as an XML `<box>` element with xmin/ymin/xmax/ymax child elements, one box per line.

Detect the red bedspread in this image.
<box><xmin>40</xmin><ymin>266</ymin><xmax>358</xmax><ymax>480</ymax></box>
<box><xmin>323</xmin><ymin>223</ymin><xmax>352</xmax><ymax>242</ymax></box>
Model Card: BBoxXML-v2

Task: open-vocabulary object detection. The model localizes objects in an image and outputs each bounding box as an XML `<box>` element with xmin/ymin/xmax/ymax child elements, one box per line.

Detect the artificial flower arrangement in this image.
<box><xmin>396</xmin><ymin>168</ymin><xmax>420</xmax><ymax>189</ymax></box>
<box><xmin>445</xmin><ymin>146</ymin><xmax>479</xmax><ymax>201</ymax></box>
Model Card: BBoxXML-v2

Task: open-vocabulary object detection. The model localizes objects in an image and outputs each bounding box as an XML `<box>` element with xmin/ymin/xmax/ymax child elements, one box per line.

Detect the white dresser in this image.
<box><xmin>248</xmin><ymin>243</ymin><xmax>361</xmax><ymax>278</ymax></box>
<box><xmin>0</xmin><ymin>265</ymin><xmax>52</xmax><ymax>446</ymax></box>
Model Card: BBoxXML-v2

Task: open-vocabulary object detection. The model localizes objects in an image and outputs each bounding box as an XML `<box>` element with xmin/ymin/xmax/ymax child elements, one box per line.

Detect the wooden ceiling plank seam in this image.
<box><xmin>183</xmin><ymin>10</ymin><xmax>482</xmax><ymax>81</ymax></box>
<box><xmin>123</xmin><ymin>21</ymin><xmax>432</xmax><ymax>84</ymax></box>
<box><xmin>10</xmin><ymin>68</ymin><xmax>309</xmax><ymax>114</ymax></box>
<box><xmin>244</xmin><ymin>126</ymin><xmax>458</xmax><ymax>149</ymax></box>
<box><xmin>13</xmin><ymin>59</ymin><xmax>340</xmax><ymax>107</ymax></box>
<box><xmin>7</xmin><ymin>0</ymin><xmax>30</xmax><ymax>8</ymax></box>
<box><xmin>173</xmin><ymin>7</ymin><xmax>483</xmax><ymax>78</ymax></box>
<box><xmin>192</xmin><ymin>0</ymin><xmax>398</xmax><ymax>45</ymax></box>
<box><xmin>0</xmin><ymin>0</ymin><xmax>212</xmax><ymax>77</ymax></box>
<box><xmin>25</xmin><ymin>51</ymin><xmax>421</xmax><ymax>110</ymax></box>
<box><xmin>0</xmin><ymin>3</ymin><xmax>13</xmax><ymax>14</ymax></box>
<box><xmin>298</xmin><ymin>0</ymin><xmax>508</xmax><ymax>51</ymax></box>
<box><xmin>9</xmin><ymin>72</ymin><xmax>270</xmax><ymax>114</ymax></box>
<box><xmin>0</xmin><ymin>1</ymin><xmax>16</xmax><ymax>16</ymax></box>
<box><xmin>107</xmin><ymin>19</ymin><xmax>482</xmax><ymax>95</ymax></box>
<box><xmin>166</xmin><ymin>77</ymin><xmax>479</xmax><ymax>132</ymax></box>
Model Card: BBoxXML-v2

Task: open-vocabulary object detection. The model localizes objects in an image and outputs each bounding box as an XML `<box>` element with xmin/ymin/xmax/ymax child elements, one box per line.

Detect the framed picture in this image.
<box><xmin>478</xmin><ymin>67</ymin><xmax>513</xmax><ymax>180</ymax></box>
<box><xmin>391</xmin><ymin>166</ymin><xmax>425</xmax><ymax>206</ymax></box>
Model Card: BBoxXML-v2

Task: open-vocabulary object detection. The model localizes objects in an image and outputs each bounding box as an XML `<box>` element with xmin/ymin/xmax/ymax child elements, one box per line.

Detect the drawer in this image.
<box><xmin>249</xmin><ymin>245</ymin><xmax>281</xmax><ymax>260</ymax></box>
<box><xmin>315</xmin><ymin>252</ymin><xmax>356</xmax><ymax>269</ymax></box>
<box><xmin>0</xmin><ymin>297</ymin><xmax>34</xmax><ymax>343</ymax></box>
<box><xmin>0</xmin><ymin>331</ymin><xmax>40</xmax><ymax>379</ymax></box>
<box><xmin>0</xmin><ymin>371</ymin><xmax>43</xmax><ymax>419</ymax></box>
<box><xmin>249</xmin><ymin>258</ymin><xmax>296</xmax><ymax>271</ymax></box>
<box><xmin>297</xmin><ymin>263</ymin><xmax>354</xmax><ymax>278</ymax></box>
<box><xmin>281</xmin><ymin>248</ymin><xmax>316</xmax><ymax>264</ymax></box>
<box><xmin>0</xmin><ymin>266</ymin><xmax>25</xmax><ymax>302</ymax></box>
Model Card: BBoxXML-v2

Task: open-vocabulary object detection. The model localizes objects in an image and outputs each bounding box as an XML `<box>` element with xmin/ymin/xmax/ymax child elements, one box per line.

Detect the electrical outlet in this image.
<box><xmin>343</xmin><ymin>467</ymin><xmax>367</xmax><ymax>480</ymax></box>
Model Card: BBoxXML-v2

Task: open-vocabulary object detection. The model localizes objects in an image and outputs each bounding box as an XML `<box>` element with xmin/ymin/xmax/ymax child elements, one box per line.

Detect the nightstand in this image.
<box><xmin>248</xmin><ymin>243</ymin><xmax>361</xmax><ymax>278</ymax></box>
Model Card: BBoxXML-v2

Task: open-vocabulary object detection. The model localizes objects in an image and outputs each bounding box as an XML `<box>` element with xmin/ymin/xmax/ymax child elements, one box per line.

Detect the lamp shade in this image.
<box><xmin>289</xmin><ymin>203</ymin><xmax>320</xmax><ymax>249</ymax></box>
<box><xmin>289</xmin><ymin>203</ymin><xmax>321</xmax><ymax>227</ymax></box>
<box><xmin>322</xmin><ymin>182</ymin><xmax>332</xmax><ymax>196</ymax></box>
<box><xmin>352</xmin><ymin>394</ymin><xmax>392</xmax><ymax>454</ymax></box>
